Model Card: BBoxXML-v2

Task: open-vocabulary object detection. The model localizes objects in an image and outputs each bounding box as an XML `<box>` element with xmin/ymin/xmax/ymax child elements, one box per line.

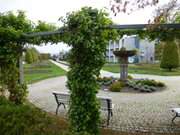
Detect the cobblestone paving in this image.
<box><xmin>28</xmin><ymin>61</ymin><xmax>180</xmax><ymax>133</ymax></box>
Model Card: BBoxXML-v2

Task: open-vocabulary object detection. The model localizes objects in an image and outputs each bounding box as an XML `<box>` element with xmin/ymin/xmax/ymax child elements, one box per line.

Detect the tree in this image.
<box><xmin>174</xmin><ymin>12</ymin><xmax>180</xmax><ymax>63</ymax></box>
<box><xmin>175</xmin><ymin>12</ymin><xmax>180</xmax><ymax>23</ymax></box>
<box><xmin>155</xmin><ymin>43</ymin><xmax>164</xmax><ymax>61</ymax></box>
<box><xmin>59</xmin><ymin>50</ymin><xmax>70</xmax><ymax>61</ymax></box>
<box><xmin>110</xmin><ymin>0</ymin><xmax>159</xmax><ymax>15</ymax></box>
<box><xmin>25</xmin><ymin>49</ymin><xmax>33</xmax><ymax>64</ymax></box>
<box><xmin>40</xmin><ymin>53</ymin><xmax>50</xmax><ymax>60</ymax></box>
<box><xmin>150</xmin><ymin>0</ymin><xmax>180</xmax><ymax>24</ymax></box>
<box><xmin>31</xmin><ymin>48</ymin><xmax>40</xmax><ymax>62</ymax></box>
<box><xmin>160</xmin><ymin>41</ymin><xmax>179</xmax><ymax>71</ymax></box>
<box><xmin>25</xmin><ymin>48</ymin><xmax>39</xmax><ymax>64</ymax></box>
<box><xmin>111</xmin><ymin>0</ymin><xmax>180</xmax><ymax>25</ymax></box>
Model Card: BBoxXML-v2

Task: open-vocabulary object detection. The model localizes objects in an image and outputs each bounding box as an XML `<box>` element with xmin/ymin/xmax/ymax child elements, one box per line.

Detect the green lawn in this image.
<box><xmin>103</xmin><ymin>63</ymin><xmax>180</xmax><ymax>76</ymax></box>
<box><xmin>24</xmin><ymin>60</ymin><xmax>66</xmax><ymax>84</ymax></box>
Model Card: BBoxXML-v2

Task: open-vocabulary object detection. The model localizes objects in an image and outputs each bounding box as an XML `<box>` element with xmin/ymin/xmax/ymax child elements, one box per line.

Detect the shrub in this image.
<box><xmin>126</xmin><ymin>79</ymin><xmax>164</xmax><ymax>93</ymax></box>
<box><xmin>25</xmin><ymin>48</ymin><xmax>40</xmax><ymax>64</ymax></box>
<box><xmin>102</xmin><ymin>77</ymin><xmax>112</xmax><ymax>82</ymax></box>
<box><xmin>31</xmin><ymin>48</ymin><xmax>40</xmax><ymax>63</ymax></box>
<box><xmin>9</xmin><ymin>83</ymin><xmax>28</xmax><ymax>105</ymax></box>
<box><xmin>109</xmin><ymin>81</ymin><xmax>124</xmax><ymax>92</ymax></box>
<box><xmin>149</xmin><ymin>86</ymin><xmax>157</xmax><ymax>91</ymax></box>
<box><xmin>0</xmin><ymin>96</ymin><xmax>12</xmax><ymax>105</ymax></box>
<box><xmin>136</xmin><ymin>79</ymin><xmax>165</xmax><ymax>87</ymax></box>
<box><xmin>0</xmin><ymin>97</ymin><xmax>66</xmax><ymax>135</ymax></box>
<box><xmin>156</xmin><ymin>81</ymin><xmax>165</xmax><ymax>87</ymax></box>
<box><xmin>160</xmin><ymin>41</ymin><xmax>179</xmax><ymax>71</ymax></box>
<box><xmin>97</xmin><ymin>77</ymin><xmax>115</xmax><ymax>86</ymax></box>
<box><xmin>126</xmin><ymin>80</ymin><xmax>135</xmax><ymax>88</ymax></box>
<box><xmin>127</xmin><ymin>75</ymin><xmax>133</xmax><ymax>80</ymax></box>
<box><xmin>25</xmin><ymin>49</ymin><xmax>33</xmax><ymax>64</ymax></box>
<box><xmin>40</xmin><ymin>53</ymin><xmax>51</xmax><ymax>60</ymax></box>
<box><xmin>136</xmin><ymin>79</ymin><xmax>156</xmax><ymax>86</ymax></box>
<box><xmin>97</xmin><ymin>76</ymin><xmax>103</xmax><ymax>82</ymax></box>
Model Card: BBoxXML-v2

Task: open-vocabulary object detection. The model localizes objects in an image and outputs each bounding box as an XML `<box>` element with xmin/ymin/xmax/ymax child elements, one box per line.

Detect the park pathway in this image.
<box><xmin>51</xmin><ymin>60</ymin><xmax>180</xmax><ymax>82</ymax></box>
<box><xmin>28</xmin><ymin>76</ymin><xmax>68</xmax><ymax>112</ymax></box>
<box><xmin>28</xmin><ymin>60</ymin><xmax>180</xmax><ymax>133</ymax></box>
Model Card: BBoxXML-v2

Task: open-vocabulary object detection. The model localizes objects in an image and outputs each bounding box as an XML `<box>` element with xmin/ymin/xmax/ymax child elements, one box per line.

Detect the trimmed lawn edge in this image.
<box><xmin>24</xmin><ymin>60</ymin><xmax>66</xmax><ymax>84</ymax></box>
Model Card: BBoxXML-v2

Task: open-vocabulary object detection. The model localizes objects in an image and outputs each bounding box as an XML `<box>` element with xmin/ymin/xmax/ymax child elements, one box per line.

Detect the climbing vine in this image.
<box><xmin>62</xmin><ymin>7</ymin><xmax>118</xmax><ymax>135</ymax></box>
<box><xmin>0</xmin><ymin>11</ymin><xmax>31</xmax><ymax>104</ymax></box>
<box><xmin>0</xmin><ymin>11</ymin><xmax>57</xmax><ymax>104</ymax></box>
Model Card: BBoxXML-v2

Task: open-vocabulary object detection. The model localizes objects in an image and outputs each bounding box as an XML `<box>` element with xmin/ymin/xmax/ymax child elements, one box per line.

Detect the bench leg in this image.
<box><xmin>56</xmin><ymin>103</ymin><xmax>66</xmax><ymax>115</ymax></box>
<box><xmin>172</xmin><ymin>113</ymin><xmax>178</xmax><ymax>123</ymax></box>
<box><xmin>106</xmin><ymin>109</ymin><xmax>113</xmax><ymax>126</ymax></box>
<box><xmin>62</xmin><ymin>103</ymin><xmax>66</xmax><ymax>109</ymax></box>
<box><xmin>107</xmin><ymin>110</ymin><xmax>111</xmax><ymax>126</ymax></box>
<box><xmin>56</xmin><ymin>104</ymin><xmax>60</xmax><ymax>115</ymax></box>
<box><xmin>111</xmin><ymin>110</ymin><xmax>113</xmax><ymax>117</ymax></box>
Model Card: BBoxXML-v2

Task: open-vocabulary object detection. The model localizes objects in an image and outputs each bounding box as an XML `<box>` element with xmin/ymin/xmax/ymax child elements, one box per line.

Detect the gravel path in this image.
<box><xmin>28</xmin><ymin>61</ymin><xmax>180</xmax><ymax>133</ymax></box>
<box><xmin>28</xmin><ymin>76</ymin><xmax>68</xmax><ymax>112</ymax></box>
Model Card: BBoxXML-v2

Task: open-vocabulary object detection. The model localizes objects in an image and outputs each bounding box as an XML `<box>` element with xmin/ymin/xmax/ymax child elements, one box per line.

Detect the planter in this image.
<box><xmin>113</xmin><ymin>50</ymin><xmax>137</xmax><ymax>58</ymax></box>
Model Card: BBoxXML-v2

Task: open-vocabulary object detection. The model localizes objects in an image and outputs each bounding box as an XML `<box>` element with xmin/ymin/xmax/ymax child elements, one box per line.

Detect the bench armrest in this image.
<box><xmin>52</xmin><ymin>91</ymin><xmax>70</xmax><ymax>95</ymax></box>
<box><xmin>172</xmin><ymin>108</ymin><xmax>180</xmax><ymax>114</ymax></box>
<box><xmin>112</xmin><ymin>104</ymin><xmax>115</xmax><ymax>109</ymax></box>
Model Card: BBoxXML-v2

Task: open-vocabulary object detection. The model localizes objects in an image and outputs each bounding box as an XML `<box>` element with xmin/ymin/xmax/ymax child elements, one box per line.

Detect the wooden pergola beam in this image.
<box><xmin>108</xmin><ymin>23</ymin><xmax>180</xmax><ymax>30</ymax></box>
<box><xmin>24</xmin><ymin>27</ymin><xmax>65</xmax><ymax>37</ymax></box>
<box><xmin>24</xmin><ymin>23</ymin><xmax>180</xmax><ymax>37</ymax></box>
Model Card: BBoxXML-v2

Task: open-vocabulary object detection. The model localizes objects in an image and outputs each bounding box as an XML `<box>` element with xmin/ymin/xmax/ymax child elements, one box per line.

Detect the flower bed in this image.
<box><xmin>97</xmin><ymin>76</ymin><xmax>165</xmax><ymax>93</ymax></box>
<box><xmin>126</xmin><ymin>79</ymin><xmax>165</xmax><ymax>93</ymax></box>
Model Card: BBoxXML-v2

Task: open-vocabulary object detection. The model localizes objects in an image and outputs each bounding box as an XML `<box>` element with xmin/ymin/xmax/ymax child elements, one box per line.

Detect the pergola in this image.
<box><xmin>19</xmin><ymin>23</ymin><xmax>180</xmax><ymax>83</ymax></box>
<box><xmin>24</xmin><ymin>23</ymin><xmax>180</xmax><ymax>37</ymax></box>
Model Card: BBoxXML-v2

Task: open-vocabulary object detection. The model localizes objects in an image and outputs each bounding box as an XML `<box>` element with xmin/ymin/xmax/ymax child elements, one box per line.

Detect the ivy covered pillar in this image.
<box><xmin>63</xmin><ymin>7</ymin><xmax>117</xmax><ymax>135</ymax></box>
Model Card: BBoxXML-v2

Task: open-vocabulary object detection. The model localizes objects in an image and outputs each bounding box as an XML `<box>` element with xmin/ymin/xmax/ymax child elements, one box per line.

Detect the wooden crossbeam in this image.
<box><xmin>24</xmin><ymin>27</ymin><xmax>65</xmax><ymax>37</ymax></box>
<box><xmin>108</xmin><ymin>23</ymin><xmax>180</xmax><ymax>30</ymax></box>
<box><xmin>24</xmin><ymin>23</ymin><xmax>180</xmax><ymax>37</ymax></box>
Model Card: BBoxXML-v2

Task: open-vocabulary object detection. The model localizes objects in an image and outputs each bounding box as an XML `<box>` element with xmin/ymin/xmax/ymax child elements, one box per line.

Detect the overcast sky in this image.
<box><xmin>0</xmin><ymin>0</ymin><xmax>171</xmax><ymax>54</ymax></box>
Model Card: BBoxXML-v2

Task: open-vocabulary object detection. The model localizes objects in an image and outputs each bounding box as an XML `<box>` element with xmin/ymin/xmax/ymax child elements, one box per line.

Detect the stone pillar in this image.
<box><xmin>120</xmin><ymin>57</ymin><xmax>128</xmax><ymax>81</ymax></box>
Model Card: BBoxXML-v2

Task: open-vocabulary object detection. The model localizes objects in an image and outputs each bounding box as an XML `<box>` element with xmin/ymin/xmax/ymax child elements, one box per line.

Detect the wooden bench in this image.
<box><xmin>52</xmin><ymin>91</ymin><xmax>114</xmax><ymax>125</ymax></box>
<box><xmin>172</xmin><ymin>108</ymin><xmax>180</xmax><ymax>122</ymax></box>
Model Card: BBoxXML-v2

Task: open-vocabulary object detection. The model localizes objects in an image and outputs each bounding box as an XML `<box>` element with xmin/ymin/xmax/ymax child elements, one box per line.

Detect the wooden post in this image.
<box><xmin>19</xmin><ymin>54</ymin><xmax>24</xmax><ymax>84</ymax></box>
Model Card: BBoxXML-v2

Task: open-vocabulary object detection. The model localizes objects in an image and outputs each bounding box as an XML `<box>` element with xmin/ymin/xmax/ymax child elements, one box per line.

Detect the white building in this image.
<box><xmin>106</xmin><ymin>35</ymin><xmax>155</xmax><ymax>63</ymax></box>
